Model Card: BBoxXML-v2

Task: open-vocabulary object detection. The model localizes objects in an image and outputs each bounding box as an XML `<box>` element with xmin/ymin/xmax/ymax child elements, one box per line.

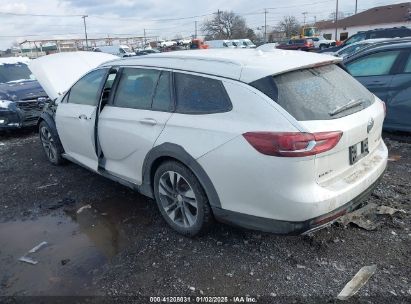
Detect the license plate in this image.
<box><xmin>349</xmin><ymin>138</ymin><xmax>369</xmax><ymax>165</ymax></box>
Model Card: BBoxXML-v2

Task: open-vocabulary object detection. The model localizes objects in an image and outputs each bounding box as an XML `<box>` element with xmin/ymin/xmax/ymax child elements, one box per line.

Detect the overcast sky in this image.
<box><xmin>0</xmin><ymin>0</ymin><xmax>407</xmax><ymax>49</ymax></box>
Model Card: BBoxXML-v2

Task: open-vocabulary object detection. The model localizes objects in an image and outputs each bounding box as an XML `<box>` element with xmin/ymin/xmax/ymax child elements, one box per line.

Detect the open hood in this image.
<box><xmin>28</xmin><ymin>51</ymin><xmax>118</xmax><ymax>100</ymax></box>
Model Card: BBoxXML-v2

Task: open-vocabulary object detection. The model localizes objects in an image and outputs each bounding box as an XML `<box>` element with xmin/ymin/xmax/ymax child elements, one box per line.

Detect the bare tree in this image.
<box><xmin>277</xmin><ymin>16</ymin><xmax>301</xmax><ymax>38</ymax></box>
<box><xmin>202</xmin><ymin>11</ymin><xmax>249</xmax><ymax>39</ymax></box>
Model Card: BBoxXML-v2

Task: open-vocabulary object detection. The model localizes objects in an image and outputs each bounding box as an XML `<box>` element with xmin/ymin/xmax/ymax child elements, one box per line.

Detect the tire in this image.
<box><xmin>319</xmin><ymin>44</ymin><xmax>326</xmax><ymax>50</ymax></box>
<box><xmin>153</xmin><ymin>160</ymin><xmax>214</xmax><ymax>236</ymax></box>
<box><xmin>39</xmin><ymin>121</ymin><xmax>65</xmax><ymax>165</ymax></box>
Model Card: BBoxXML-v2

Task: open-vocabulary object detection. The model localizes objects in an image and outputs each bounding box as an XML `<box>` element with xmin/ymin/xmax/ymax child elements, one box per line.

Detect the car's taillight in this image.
<box><xmin>243</xmin><ymin>131</ymin><xmax>342</xmax><ymax>157</ymax></box>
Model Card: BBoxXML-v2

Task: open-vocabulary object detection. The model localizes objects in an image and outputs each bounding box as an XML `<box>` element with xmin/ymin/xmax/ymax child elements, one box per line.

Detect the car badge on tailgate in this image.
<box><xmin>367</xmin><ymin>117</ymin><xmax>374</xmax><ymax>134</ymax></box>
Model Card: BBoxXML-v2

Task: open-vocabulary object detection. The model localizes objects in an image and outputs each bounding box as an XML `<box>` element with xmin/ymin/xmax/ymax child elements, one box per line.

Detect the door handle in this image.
<box><xmin>78</xmin><ymin>114</ymin><xmax>89</xmax><ymax>120</ymax></box>
<box><xmin>139</xmin><ymin>118</ymin><xmax>157</xmax><ymax>126</ymax></box>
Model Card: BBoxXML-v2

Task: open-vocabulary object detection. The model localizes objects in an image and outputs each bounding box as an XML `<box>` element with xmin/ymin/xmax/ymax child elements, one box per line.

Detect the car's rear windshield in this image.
<box><xmin>250</xmin><ymin>64</ymin><xmax>374</xmax><ymax>121</ymax></box>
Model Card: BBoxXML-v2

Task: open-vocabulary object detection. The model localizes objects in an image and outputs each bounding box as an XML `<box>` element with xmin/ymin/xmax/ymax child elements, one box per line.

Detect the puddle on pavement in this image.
<box><xmin>0</xmin><ymin>195</ymin><xmax>154</xmax><ymax>295</ymax></box>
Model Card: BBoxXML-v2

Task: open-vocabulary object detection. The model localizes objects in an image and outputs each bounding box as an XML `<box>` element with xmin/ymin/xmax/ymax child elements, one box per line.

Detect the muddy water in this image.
<box><xmin>0</xmin><ymin>196</ymin><xmax>154</xmax><ymax>296</ymax></box>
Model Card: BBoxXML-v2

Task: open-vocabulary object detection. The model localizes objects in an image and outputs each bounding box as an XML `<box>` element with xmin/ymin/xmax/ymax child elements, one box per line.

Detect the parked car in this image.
<box><xmin>0</xmin><ymin>57</ymin><xmax>49</xmax><ymax>131</ymax></box>
<box><xmin>311</xmin><ymin>36</ymin><xmax>336</xmax><ymax>50</ymax></box>
<box><xmin>30</xmin><ymin>50</ymin><xmax>387</xmax><ymax>236</ymax></box>
<box><xmin>324</xmin><ymin>37</ymin><xmax>411</xmax><ymax>59</ymax></box>
<box><xmin>344</xmin><ymin>41</ymin><xmax>411</xmax><ymax>132</ymax></box>
<box><xmin>319</xmin><ymin>26</ymin><xmax>411</xmax><ymax>53</ymax></box>
<box><xmin>158</xmin><ymin>40</ymin><xmax>177</xmax><ymax>48</ymax></box>
<box><xmin>93</xmin><ymin>45</ymin><xmax>136</xmax><ymax>57</ymax></box>
<box><xmin>322</xmin><ymin>38</ymin><xmax>389</xmax><ymax>58</ymax></box>
<box><xmin>276</xmin><ymin>39</ymin><xmax>315</xmax><ymax>51</ymax></box>
<box><xmin>205</xmin><ymin>40</ymin><xmax>235</xmax><ymax>48</ymax></box>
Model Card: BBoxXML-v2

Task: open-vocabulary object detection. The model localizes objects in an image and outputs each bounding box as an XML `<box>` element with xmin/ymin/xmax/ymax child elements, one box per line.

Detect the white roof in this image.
<box><xmin>103</xmin><ymin>49</ymin><xmax>341</xmax><ymax>83</ymax></box>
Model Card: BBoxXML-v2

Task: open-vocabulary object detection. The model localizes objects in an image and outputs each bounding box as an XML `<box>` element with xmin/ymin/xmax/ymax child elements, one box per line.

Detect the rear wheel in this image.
<box><xmin>39</xmin><ymin>121</ymin><xmax>65</xmax><ymax>165</ymax></box>
<box><xmin>153</xmin><ymin>161</ymin><xmax>213</xmax><ymax>236</ymax></box>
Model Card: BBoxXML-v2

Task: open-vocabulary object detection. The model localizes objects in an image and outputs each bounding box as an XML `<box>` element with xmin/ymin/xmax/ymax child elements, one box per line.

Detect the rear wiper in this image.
<box><xmin>329</xmin><ymin>99</ymin><xmax>364</xmax><ymax>116</ymax></box>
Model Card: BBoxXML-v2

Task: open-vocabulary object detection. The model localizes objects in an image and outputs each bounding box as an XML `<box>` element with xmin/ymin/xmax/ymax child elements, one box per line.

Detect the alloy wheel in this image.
<box><xmin>158</xmin><ymin>170</ymin><xmax>198</xmax><ymax>228</ymax></box>
<box><xmin>40</xmin><ymin>126</ymin><xmax>57</xmax><ymax>162</ymax></box>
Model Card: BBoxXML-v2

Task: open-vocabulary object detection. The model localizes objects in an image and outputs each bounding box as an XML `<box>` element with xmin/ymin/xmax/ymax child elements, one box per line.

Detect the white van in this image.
<box><xmin>94</xmin><ymin>45</ymin><xmax>136</xmax><ymax>57</ymax></box>
<box><xmin>238</xmin><ymin>39</ymin><xmax>257</xmax><ymax>48</ymax></box>
<box><xmin>205</xmin><ymin>40</ymin><xmax>235</xmax><ymax>49</ymax></box>
<box><xmin>231</xmin><ymin>40</ymin><xmax>246</xmax><ymax>48</ymax></box>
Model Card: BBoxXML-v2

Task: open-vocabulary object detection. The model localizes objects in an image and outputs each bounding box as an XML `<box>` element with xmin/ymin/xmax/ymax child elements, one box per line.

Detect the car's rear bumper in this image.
<box><xmin>212</xmin><ymin>174</ymin><xmax>383</xmax><ymax>235</ymax></box>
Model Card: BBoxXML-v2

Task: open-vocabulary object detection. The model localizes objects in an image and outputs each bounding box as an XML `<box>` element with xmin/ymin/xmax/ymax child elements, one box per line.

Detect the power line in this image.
<box><xmin>0</xmin><ymin>11</ymin><xmax>82</xmax><ymax>17</ymax></box>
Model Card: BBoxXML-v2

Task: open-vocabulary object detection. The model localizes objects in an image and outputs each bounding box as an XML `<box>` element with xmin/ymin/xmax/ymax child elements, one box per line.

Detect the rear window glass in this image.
<box><xmin>250</xmin><ymin>64</ymin><xmax>374</xmax><ymax>121</ymax></box>
<box><xmin>175</xmin><ymin>73</ymin><xmax>232</xmax><ymax>114</ymax></box>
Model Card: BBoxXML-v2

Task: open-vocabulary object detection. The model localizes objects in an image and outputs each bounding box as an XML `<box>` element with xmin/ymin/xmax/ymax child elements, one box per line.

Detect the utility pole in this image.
<box><xmin>264</xmin><ymin>9</ymin><xmax>267</xmax><ymax>43</ymax></box>
<box><xmin>355</xmin><ymin>0</ymin><xmax>358</xmax><ymax>14</ymax></box>
<box><xmin>82</xmin><ymin>15</ymin><xmax>89</xmax><ymax>50</ymax></box>
<box><xmin>335</xmin><ymin>0</ymin><xmax>339</xmax><ymax>41</ymax></box>
<box><xmin>302</xmin><ymin>12</ymin><xmax>308</xmax><ymax>27</ymax></box>
<box><xmin>217</xmin><ymin>9</ymin><xmax>222</xmax><ymax>38</ymax></box>
<box><xmin>194</xmin><ymin>21</ymin><xmax>198</xmax><ymax>39</ymax></box>
<box><xmin>144</xmin><ymin>29</ymin><xmax>147</xmax><ymax>49</ymax></box>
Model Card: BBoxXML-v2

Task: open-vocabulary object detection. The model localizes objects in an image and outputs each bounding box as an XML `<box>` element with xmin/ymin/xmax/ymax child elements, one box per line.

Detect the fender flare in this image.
<box><xmin>37</xmin><ymin>112</ymin><xmax>64</xmax><ymax>150</ymax></box>
<box><xmin>141</xmin><ymin>142</ymin><xmax>222</xmax><ymax>208</ymax></box>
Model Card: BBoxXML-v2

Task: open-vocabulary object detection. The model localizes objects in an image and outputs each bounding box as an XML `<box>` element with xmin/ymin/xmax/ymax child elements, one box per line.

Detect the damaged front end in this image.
<box><xmin>0</xmin><ymin>96</ymin><xmax>49</xmax><ymax>130</ymax></box>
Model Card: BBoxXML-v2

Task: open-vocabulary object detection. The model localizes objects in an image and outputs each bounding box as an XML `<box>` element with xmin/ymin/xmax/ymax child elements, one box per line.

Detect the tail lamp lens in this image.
<box><xmin>243</xmin><ymin>131</ymin><xmax>343</xmax><ymax>157</ymax></box>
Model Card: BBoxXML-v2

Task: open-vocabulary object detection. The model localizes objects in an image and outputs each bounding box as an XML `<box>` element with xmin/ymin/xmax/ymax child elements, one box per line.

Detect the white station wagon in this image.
<box><xmin>30</xmin><ymin>50</ymin><xmax>388</xmax><ymax>236</ymax></box>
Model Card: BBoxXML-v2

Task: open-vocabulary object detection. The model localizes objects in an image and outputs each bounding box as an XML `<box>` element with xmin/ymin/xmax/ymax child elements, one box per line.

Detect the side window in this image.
<box><xmin>113</xmin><ymin>68</ymin><xmax>160</xmax><ymax>110</ymax></box>
<box><xmin>404</xmin><ymin>54</ymin><xmax>411</xmax><ymax>73</ymax></box>
<box><xmin>346</xmin><ymin>51</ymin><xmax>401</xmax><ymax>77</ymax></box>
<box><xmin>152</xmin><ymin>71</ymin><xmax>172</xmax><ymax>111</ymax></box>
<box><xmin>68</xmin><ymin>69</ymin><xmax>107</xmax><ymax>106</ymax></box>
<box><xmin>175</xmin><ymin>73</ymin><xmax>231</xmax><ymax>114</ymax></box>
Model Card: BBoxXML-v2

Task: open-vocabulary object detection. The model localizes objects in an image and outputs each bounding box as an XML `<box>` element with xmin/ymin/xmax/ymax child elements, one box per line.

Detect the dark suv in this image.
<box><xmin>319</xmin><ymin>27</ymin><xmax>411</xmax><ymax>53</ymax></box>
<box><xmin>0</xmin><ymin>58</ymin><xmax>48</xmax><ymax>130</ymax></box>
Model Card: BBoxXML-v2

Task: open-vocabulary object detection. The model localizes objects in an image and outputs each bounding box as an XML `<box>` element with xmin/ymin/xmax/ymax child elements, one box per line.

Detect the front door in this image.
<box><xmin>56</xmin><ymin>68</ymin><xmax>108</xmax><ymax>170</ymax></box>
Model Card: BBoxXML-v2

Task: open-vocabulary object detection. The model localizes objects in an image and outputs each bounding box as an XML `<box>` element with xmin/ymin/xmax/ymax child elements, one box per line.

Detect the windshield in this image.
<box><xmin>250</xmin><ymin>64</ymin><xmax>374</xmax><ymax>121</ymax></box>
<box><xmin>242</xmin><ymin>39</ymin><xmax>253</xmax><ymax>46</ymax></box>
<box><xmin>344</xmin><ymin>33</ymin><xmax>366</xmax><ymax>45</ymax></box>
<box><xmin>338</xmin><ymin>43</ymin><xmax>370</xmax><ymax>57</ymax></box>
<box><xmin>0</xmin><ymin>63</ymin><xmax>33</xmax><ymax>83</ymax></box>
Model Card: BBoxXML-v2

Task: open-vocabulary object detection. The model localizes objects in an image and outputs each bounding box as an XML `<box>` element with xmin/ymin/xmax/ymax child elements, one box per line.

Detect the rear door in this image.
<box><xmin>345</xmin><ymin>50</ymin><xmax>403</xmax><ymax>102</ymax></box>
<box><xmin>56</xmin><ymin>68</ymin><xmax>108</xmax><ymax>170</ymax></box>
<box><xmin>385</xmin><ymin>49</ymin><xmax>411</xmax><ymax>131</ymax></box>
<box><xmin>98</xmin><ymin>67</ymin><xmax>173</xmax><ymax>184</ymax></box>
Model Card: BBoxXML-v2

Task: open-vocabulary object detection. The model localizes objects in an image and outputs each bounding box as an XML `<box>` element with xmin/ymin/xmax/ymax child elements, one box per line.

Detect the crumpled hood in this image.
<box><xmin>0</xmin><ymin>80</ymin><xmax>46</xmax><ymax>101</ymax></box>
<box><xmin>28</xmin><ymin>51</ymin><xmax>118</xmax><ymax>100</ymax></box>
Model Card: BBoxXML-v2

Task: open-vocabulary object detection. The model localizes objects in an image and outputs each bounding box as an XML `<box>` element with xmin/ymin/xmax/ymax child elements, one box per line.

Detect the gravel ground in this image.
<box><xmin>0</xmin><ymin>129</ymin><xmax>410</xmax><ymax>303</ymax></box>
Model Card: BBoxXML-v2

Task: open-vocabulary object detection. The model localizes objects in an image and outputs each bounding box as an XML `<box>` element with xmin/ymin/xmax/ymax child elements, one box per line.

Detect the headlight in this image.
<box><xmin>0</xmin><ymin>100</ymin><xmax>13</xmax><ymax>109</ymax></box>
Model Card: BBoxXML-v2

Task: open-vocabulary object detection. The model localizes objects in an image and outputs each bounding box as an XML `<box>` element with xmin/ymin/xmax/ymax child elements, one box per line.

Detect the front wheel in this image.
<box><xmin>39</xmin><ymin>121</ymin><xmax>65</xmax><ymax>165</ymax></box>
<box><xmin>153</xmin><ymin>161</ymin><xmax>213</xmax><ymax>236</ymax></box>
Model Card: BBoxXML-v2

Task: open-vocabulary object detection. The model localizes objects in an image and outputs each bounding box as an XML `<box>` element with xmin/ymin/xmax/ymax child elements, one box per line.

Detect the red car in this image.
<box><xmin>276</xmin><ymin>39</ymin><xmax>314</xmax><ymax>51</ymax></box>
